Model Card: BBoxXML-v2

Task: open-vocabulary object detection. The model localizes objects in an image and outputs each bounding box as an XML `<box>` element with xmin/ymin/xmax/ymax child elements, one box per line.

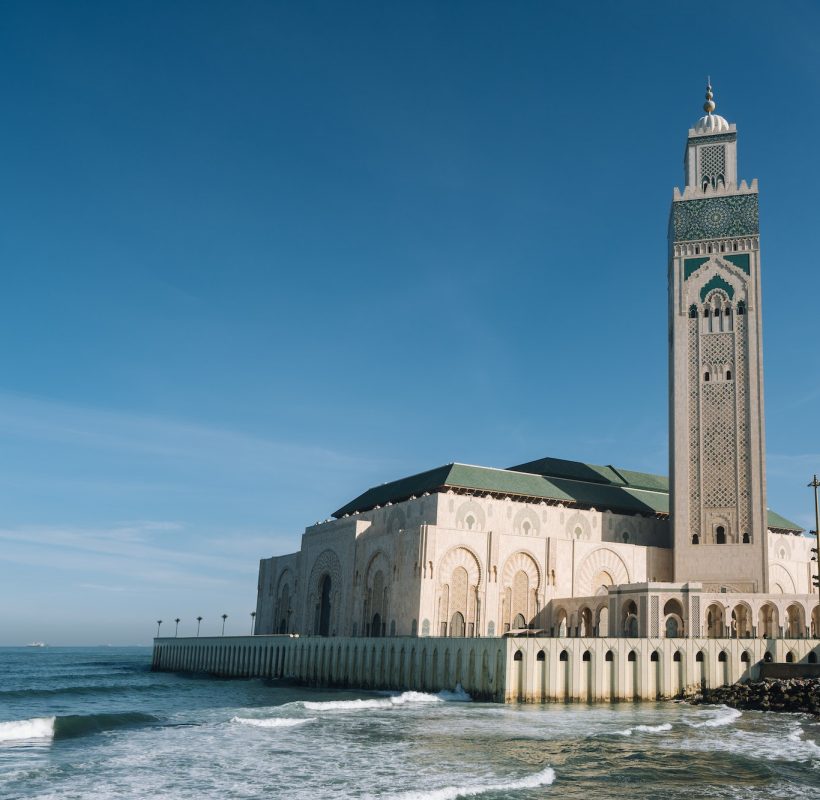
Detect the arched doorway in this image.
<box><xmin>622</xmin><ymin>600</ymin><xmax>638</xmax><ymax>637</ymax></box>
<box><xmin>512</xmin><ymin>613</ymin><xmax>526</xmax><ymax>630</ymax></box>
<box><xmin>371</xmin><ymin>612</ymin><xmax>382</xmax><ymax>638</ymax></box>
<box><xmin>786</xmin><ymin>604</ymin><xmax>804</xmax><ymax>638</ymax></box>
<box><xmin>450</xmin><ymin>611</ymin><xmax>465</xmax><ymax>637</ymax></box>
<box><xmin>706</xmin><ymin>603</ymin><xmax>725</xmax><ymax>638</ymax></box>
<box><xmin>758</xmin><ymin>603</ymin><xmax>779</xmax><ymax>638</ymax></box>
<box><xmin>318</xmin><ymin>574</ymin><xmax>332</xmax><ymax>636</ymax></box>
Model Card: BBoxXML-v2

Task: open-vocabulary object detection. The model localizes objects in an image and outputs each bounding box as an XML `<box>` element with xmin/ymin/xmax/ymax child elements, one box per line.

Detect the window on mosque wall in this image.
<box><xmin>465</xmin><ymin>515</ymin><xmax>475</xmax><ymax>531</ymax></box>
<box><xmin>421</xmin><ymin>619</ymin><xmax>430</xmax><ymax>636</ymax></box>
<box><xmin>716</xmin><ymin>526</ymin><xmax>726</xmax><ymax>545</ymax></box>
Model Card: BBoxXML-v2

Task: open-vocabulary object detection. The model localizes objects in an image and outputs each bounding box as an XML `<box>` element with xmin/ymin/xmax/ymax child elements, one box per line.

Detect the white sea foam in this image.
<box><xmin>231</xmin><ymin>716</ymin><xmax>316</xmax><ymax>729</ymax></box>
<box><xmin>787</xmin><ymin>724</ymin><xmax>820</xmax><ymax>757</ymax></box>
<box><xmin>616</xmin><ymin>722</ymin><xmax>672</xmax><ymax>736</ymax></box>
<box><xmin>437</xmin><ymin>685</ymin><xmax>472</xmax><ymax>702</ymax></box>
<box><xmin>687</xmin><ymin>705</ymin><xmax>742</xmax><ymax>728</ymax></box>
<box><xmin>303</xmin><ymin>688</ymin><xmax>468</xmax><ymax>712</ymax></box>
<box><xmin>375</xmin><ymin>766</ymin><xmax>556</xmax><ymax>799</ymax></box>
<box><xmin>0</xmin><ymin>716</ymin><xmax>55</xmax><ymax>743</ymax></box>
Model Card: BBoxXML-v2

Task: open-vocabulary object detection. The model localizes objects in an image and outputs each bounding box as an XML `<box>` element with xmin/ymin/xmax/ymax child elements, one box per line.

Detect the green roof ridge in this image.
<box><xmin>331</xmin><ymin>456</ymin><xmax>803</xmax><ymax>532</ymax></box>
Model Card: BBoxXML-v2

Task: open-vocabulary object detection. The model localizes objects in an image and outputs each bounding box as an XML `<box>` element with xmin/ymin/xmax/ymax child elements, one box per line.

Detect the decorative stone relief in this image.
<box><xmin>565</xmin><ymin>511</ymin><xmax>591</xmax><ymax>540</ymax></box>
<box><xmin>575</xmin><ymin>548</ymin><xmax>630</xmax><ymax>596</ymax></box>
<box><xmin>672</xmin><ymin>194</ymin><xmax>758</xmax><ymax>242</ymax></box>
<box><xmin>455</xmin><ymin>500</ymin><xmax>486</xmax><ymax>532</ymax></box>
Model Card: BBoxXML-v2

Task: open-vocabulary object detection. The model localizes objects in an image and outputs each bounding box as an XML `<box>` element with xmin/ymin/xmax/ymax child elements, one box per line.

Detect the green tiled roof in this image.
<box><xmin>331</xmin><ymin>455</ymin><xmax>803</xmax><ymax>532</ymax></box>
<box><xmin>766</xmin><ymin>508</ymin><xmax>803</xmax><ymax>532</ymax></box>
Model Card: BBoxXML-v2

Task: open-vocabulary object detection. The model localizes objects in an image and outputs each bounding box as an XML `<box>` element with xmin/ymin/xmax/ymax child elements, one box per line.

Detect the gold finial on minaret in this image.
<box><xmin>703</xmin><ymin>78</ymin><xmax>716</xmax><ymax>114</ymax></box>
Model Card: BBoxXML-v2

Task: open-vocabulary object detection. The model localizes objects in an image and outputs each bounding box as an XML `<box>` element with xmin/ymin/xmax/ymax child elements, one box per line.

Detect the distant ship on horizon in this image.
<box><xmin>25</xmin><ymin>642</ymin><xmax>48</xmax><ymax>648</ymax></box>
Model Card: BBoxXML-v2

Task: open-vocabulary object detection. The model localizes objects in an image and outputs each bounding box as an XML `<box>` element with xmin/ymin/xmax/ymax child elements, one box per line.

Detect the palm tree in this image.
<box><xmin>250</xmin><ymin>611</ymin><xmax>256</xmax><ymax>635</ymax></box>
<box><xmin>156</xmin><ymin>620</ymin><xmax>162</xmax><ymax>637</ymax></box>
<box><xmin>196</xmin><ymin>616</ymin><xmax>203</xmax><ymax>637</ymax></box>
<box><xmin>174</xmin><ymin>618</ymin><xmax>180</xmax><ymax>637</ymax></box>
<box><xmin>221</xmin><ymin>613</ymin><xmax>228</xmax><ymax>636</ymax></box>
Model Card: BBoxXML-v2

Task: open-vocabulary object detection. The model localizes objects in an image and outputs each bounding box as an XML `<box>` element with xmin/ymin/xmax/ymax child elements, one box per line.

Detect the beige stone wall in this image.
<box><xmin>255</xmin><ymin>491</ymin><xmax>672</xmax><ymax>639</ymax></box>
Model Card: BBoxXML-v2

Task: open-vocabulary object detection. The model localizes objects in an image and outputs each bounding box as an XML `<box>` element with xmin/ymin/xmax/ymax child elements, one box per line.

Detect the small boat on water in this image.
<box><xmin>25</xmin><ymin>642</ymin><xmax>48</xmax><ymax>648</ymax></box>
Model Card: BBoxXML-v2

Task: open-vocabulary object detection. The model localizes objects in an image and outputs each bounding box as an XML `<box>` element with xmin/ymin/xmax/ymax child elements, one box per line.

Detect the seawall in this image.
<box><xmin>152</xmin><ymin>635</ymin><xmax>820</xmax><ymax>703</ymax></box>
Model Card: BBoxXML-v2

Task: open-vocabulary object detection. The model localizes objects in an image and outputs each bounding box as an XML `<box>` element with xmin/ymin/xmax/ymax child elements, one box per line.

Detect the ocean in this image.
<box><xmin>0</xmin><ymin>646</ymin><xmax>818</xmax><ymax>799</ymax></box>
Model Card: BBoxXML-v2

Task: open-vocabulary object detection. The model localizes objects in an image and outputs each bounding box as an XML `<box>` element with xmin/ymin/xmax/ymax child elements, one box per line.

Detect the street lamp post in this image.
<box><xmin>174</xmin><ymin>618</ymin><xmax>180</xmax><ymax>637</ymax></box>
<box><xmin>809</xmin><ymin>476</ymin><xmax>820</xmax><ymax>608</ymax></box>
<box><xmin>156</xmin><ymin>620</ymin><xmax>162</xmax><ymax>637</ymax></box>
<box><xmin>250</xmin><ymin>611</ymin><xmax>256</xmax><ymax>635</ymax></box>
<box><xmin>221</xmin><ymin>613</ymin><xmax>228</xmax><ymax>636</ymax></box>
<box><xmin>196</xmin><ymin>616</ymin><xmax>203</xmax><ymax>637</ymax></box>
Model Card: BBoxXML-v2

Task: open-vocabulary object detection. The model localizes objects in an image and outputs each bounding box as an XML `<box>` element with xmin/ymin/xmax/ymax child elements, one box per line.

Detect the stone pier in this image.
<box><xmin>152</xmin><ymin>635</ymin><xmax>820</xmax><ymax>702</ymax></box>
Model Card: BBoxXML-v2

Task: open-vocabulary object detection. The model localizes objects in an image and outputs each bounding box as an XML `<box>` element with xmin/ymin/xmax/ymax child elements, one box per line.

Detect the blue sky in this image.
<box><xmin>1</xmin><ymin>1</ymin><xmax>819</xmax><ymax>645</ymax></box>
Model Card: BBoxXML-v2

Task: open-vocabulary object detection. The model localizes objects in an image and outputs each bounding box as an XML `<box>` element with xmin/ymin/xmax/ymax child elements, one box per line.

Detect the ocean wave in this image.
<box><xmin>787</xmin><ymin>724</ymin><xmax>820</xmax><ymax>758</ymax></box>
<box><xmin>436</xmin><ymin>685</ymin><xmax>472</xmax><ymax>702</ymax></box>
<box><xmin>231</xmin><ymin>716</ymin><xmax>316</xmax><ymax>729</ymax></box>
<box><xmin>0</xmin><ymin>717</ymin><xmax>56</xmax><ymax>743</ymax></box>
<box><xmin>303</xmin><ymin>688</ymin><xmax>469</xmax><ymax>712</ymax></box>
<box><xmin>0</xmin><ymin>683</ymin><xmax>163</xmax><ymax>699</ymax></box>
<box><xmin>376</xmin><ymin>766</ymin><xmax>556</xmax><ymax>799</ymax></box>
<box><xmin>616</xmin><ymin>722</ymin><xmax>673</xmax><ymax>736</ymax></box>
<box><xmin>687</xmin><ymin>705</ymin><xmax>742</xmax><ymax>729</ymax></box>
<box><xmin>0</xmin><ymin>712</ymin><xmax>159</xmax><ymax>744</ymax></box>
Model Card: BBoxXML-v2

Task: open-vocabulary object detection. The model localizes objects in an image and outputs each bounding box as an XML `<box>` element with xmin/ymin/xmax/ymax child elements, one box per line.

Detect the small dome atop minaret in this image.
<box><xmin>693</xmin><ymin>81</ymin><xmax>730</xmax><ymax>133</ymax></box>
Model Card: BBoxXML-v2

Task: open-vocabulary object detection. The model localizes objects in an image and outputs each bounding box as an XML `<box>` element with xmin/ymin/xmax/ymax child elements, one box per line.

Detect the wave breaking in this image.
<box><xmin>303</xmin><ymin>687</ymin><xmax>471</xmax><ymax>712</ymax></box>
<box><xmin>688</xmin><ymin>705</ymin><xmax>742</xmax><ymax>729</ymax></box>
<box><xmin>231</xmin><ymin>716</ymin><xmax>316</xmax><ymax>729</ymax></box>
<box><xmin>616</xmin><ymin>722</ymin><xmax>673</xmax><ymax>736</ymax></box>
<box><xmin>378</xmin><ymin>765</ymin><xmax>556</xmax><ymax>799</ymax></box>
<box><xmin>0</xmin><ymin>711</ymin><xmax>159</xmax><ymax>744</ymax></box>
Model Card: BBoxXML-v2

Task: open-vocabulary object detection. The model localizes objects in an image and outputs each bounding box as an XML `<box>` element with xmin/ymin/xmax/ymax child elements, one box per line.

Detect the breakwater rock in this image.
<box><xmin>688</xmin><ymin>679</ymin><xmax>820</xmax><ymax>716</ymax></box>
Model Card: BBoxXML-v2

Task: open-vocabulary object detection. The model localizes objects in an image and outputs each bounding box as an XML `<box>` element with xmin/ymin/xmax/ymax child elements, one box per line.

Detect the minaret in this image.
<box><xmin>669</xmin><ymin>83</ymin><xmax>768</xmax><ymax>592</ymax></box>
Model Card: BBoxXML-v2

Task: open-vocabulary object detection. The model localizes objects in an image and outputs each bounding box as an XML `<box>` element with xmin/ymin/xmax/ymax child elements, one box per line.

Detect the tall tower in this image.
<box><xmin>669</xmin><ymin>84</ymin><xmax>768</xmax><ymax>592</ymax></box>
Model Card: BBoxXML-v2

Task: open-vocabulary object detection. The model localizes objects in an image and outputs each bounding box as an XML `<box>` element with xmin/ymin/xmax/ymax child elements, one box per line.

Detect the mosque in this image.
<box><xmin>253</xmin><ymin>85</ymin><xmax>819</xmax><ymax>648</ymax></box>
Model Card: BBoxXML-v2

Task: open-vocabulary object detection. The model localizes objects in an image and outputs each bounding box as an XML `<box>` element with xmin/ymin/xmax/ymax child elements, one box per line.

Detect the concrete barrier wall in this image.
<box><xmin>504</xmin><ymin>637</ymin><xmax>820</xmax><ymax>701</ymax></box>
<box><xmin>152</xmin><ymin>635</ymin><xmax>508</xmax><ymax>702</ymax></box>
<box><xmin>152</xmin><ymin>635</ymin><xmax>820</xmax><ymax>703</ymax></box>
<box><xmin>758</xmin><ymin>662</ymin><xmax>820</xmax><ymax>680</ymax></box>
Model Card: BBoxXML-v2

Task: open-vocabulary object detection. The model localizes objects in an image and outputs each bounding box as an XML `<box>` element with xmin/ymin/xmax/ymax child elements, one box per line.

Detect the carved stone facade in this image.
<box><xmin>669</xmin><ymin>94</ymin><xmax>769</xmax><ymax>590</ymax></box>
<box><xmin>255</xmin><ymin>492</ymin><xmax>673</xmax><ymax>638</ymax></box>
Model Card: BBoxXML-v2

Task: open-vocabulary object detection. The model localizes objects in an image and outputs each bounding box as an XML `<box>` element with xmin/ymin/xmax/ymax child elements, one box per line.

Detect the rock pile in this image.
<box><xmin>688</xmin><ymin>678</ymin><xmax>820</xmax><ymax>716</ymax></box>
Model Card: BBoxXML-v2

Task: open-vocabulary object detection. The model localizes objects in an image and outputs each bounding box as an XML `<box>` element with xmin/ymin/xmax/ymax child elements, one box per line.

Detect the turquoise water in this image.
<box><xmin>0</xmin><ymin>647</ymin><xmax>818</xmax><ymax>799</ymax></box>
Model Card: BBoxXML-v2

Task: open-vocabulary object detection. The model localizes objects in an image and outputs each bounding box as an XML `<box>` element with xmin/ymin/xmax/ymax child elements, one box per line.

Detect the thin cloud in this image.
<box><xmin>0</xmin><ymin>390</ymin><xmax>377</xmax><ymax>472</ymax></box>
